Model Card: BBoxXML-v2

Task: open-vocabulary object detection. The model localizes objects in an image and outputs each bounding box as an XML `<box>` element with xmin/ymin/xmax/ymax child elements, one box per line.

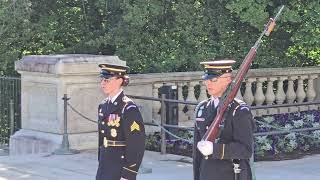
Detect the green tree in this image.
<box><xmin>0</xmin><ymin>0</ymin><xmax>119</xmax><ymax>75</ymax></box>
<box><xmin>225</xmin><ymin>0</ymin><xmax>320</xmax><ymax>67</ymax></box>
<box><xmin>285</xmin><ymin>1</ymin><xmax>320</xmax><ymax>66</ymax></box>
<box><xmin>112</xmin><ymin>0</ymin><xmax>216</xmax><ymax>73</ymax></box>
<box><xmin>0</xmin><ymin>0</ymin><xmax>31</xmax><ymax>76</ymax></box>
<box><xmin>0</xmin><ymin>0</ymin><xmax>319</xmax><ymax>75</ymax></box>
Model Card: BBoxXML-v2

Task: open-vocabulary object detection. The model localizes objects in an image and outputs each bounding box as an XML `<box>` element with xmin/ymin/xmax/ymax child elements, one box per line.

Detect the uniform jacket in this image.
<box><xmin>96</xmin><ymin>91</ymin><xmax>145</xmax><ymax>180</ymax></box>
<box><xmin>193</xmin><ymin>98</ymin><xmax>255</xmax><ymax>180</ymax></box>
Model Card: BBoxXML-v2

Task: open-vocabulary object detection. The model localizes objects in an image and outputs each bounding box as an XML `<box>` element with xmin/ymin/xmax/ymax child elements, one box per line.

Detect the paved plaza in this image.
<box><xmin>0</xmin><ymin>149</ymin><xmax>319</xmax><ymax>180</ymax></box>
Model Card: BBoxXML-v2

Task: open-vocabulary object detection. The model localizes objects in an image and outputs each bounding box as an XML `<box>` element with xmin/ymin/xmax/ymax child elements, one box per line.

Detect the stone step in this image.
<box><xmin>9</xmin><ymin>135</ymin><xmax>59</xmax><ymax>155</ymax></box>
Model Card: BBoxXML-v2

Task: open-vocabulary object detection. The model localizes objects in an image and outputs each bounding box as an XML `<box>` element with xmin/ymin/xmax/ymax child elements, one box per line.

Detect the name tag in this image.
<box><xmin>196</xmin><ymin>118</ymin><xmax>205</xmax><ymax>121</ymax></box>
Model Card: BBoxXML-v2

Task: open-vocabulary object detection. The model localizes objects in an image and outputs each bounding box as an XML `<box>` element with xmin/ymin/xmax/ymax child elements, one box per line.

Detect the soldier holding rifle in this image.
<box><xmin>193</xmin><ymin>5</ymin><xmax>284</xmax><ymax>180</ymax></box>
<box><xmin>193</xmin><ymin>60</ymin><xmax>255</xmax><ymax>180</ymax></box>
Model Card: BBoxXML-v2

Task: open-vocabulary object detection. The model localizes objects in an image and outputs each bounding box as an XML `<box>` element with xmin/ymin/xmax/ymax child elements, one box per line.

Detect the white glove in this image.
<box><xmin>120</xmin><ymin>178</ymin><xmax>128</xmax><ymax>180</ymax></box>
<box><xmin>197</xmin><ymin>140</ymin><xmax>213</xmax><ymax>156</ymax></box>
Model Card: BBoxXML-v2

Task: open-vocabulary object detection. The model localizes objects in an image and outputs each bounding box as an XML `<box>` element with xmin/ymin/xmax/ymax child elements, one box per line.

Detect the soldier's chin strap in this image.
<box><xmin>233</xmin><ymin>159</ymin><xmax>241</xmax><ymax>180</ymax></box>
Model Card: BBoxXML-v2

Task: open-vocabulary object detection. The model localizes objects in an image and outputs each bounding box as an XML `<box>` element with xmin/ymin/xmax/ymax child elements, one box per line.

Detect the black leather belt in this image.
<box><xmin>103</xmin><ymin>137</ymin><xmax>126</xmax><ymax>147</ymax></box>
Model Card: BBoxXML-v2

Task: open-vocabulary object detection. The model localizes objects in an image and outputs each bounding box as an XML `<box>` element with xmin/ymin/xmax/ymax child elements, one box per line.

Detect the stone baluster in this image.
<box><xmin>265</xmin><ymin>77</ymin><xmax>276</xmax><ymax>115</ymax></box>
<box><xmin>306</xmin><ymin>75</ymin><xmax>318</xmax><ymax>110</ymax></box>
<box><xmin>296</xmin><ymin>76</ymin><xmax>307</xmax><ymax>103</ymax></box>
<box><xmin>254</xmin><ymin>78</ymin><xmax>266</xmax><ymax>116</ymax></box>
<box><xmin>236</xmin><ymin>89</ymin><xmax>243</xmax><ymax>100</ymax></box>
<box><xmin>198</xmin><ymin>81</ymin><xmax>208</xmax><ymax>101</ymax></box>
<box><xmin>254</xmin><ymin>78</ymin><xmax>266</xmax><ymax>106</ymax></box>
<box><xmin>152</xmin><ymin>83</ymin><xmax>162</xmax><ymax>123</ymax></box>
<box><xmin>177</xmin><ymin>82</ymin><xmax>188</xmax><ymax>122</ymax></box>
<box><xmin>265</xmin><ymin>77</ymin><xmax>276</xmax><ymax>105</ymax></box>
<box><xmin>306</xmin><ymin>75</ymin><xmax>317</xmax><ymax>102</ymax></box>
<box><xmin>243</xmin><ymin>78</ymin><xmax>254</xmax><ymax>106</ymax></box>
<box><xmin>236</xmin><ymin>81</ymin><xmax>243</xmax><ymax>100</ymax></box>
<box><xmin>286</xmin><ymin>76</ymin><xmax>297</xmax><ymax>104</ymax></box>
<box><xmin>286</xmin><ymin>76</ymin><xmax>298</xmax><ymax>112</ymax></box>
<box><xmin>275</xmin><ymin>77</ymin><xmax>286</xmax><ymax>104</ymax></box>
<box><xmin>186</xmin><ymin>81</ymin><xmax>198</xmax><ymax>120</ymax></box>
<box><xmin>275</xmin><ymin>77</ymin><xmax>287</xmax><ymax>114</ymax></box>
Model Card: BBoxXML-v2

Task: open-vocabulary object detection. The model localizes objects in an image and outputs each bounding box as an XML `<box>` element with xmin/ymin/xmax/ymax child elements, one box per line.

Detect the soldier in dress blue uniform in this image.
<box><xmin>96</xmin><ymin>63</ymin><xmax>145</xmax><ymax>180</ymax></box>
<box><xmin>193</xmin><ymin>60</ymin><xmax>255</xmax><ymax>180</ymax></box>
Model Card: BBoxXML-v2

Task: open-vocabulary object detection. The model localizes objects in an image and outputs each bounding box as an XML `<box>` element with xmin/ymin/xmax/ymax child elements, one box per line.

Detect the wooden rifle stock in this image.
<box><xmin>202</xmin><ymin>5</ymin><xmax>285</xmax><ymax>142</ymax></box>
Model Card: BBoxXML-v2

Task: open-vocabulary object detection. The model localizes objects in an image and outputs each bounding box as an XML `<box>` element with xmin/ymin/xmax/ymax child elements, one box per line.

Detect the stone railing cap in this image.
<box><xmin>15</xmin><ymin>54</ymin><xmax>126</xmax><ymax>74</ymax></box>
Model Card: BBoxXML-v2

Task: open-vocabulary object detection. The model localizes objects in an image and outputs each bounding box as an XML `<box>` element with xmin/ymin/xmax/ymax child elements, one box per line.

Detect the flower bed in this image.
<box><xmin>254</xmin><ymin>110</ymin><xmax>320</xmax><ymax>160</ymax></box>
<box><xmin>145</xmin><ymin>110</ymin><xmax>320</xmax><ymax>161</ymax></box>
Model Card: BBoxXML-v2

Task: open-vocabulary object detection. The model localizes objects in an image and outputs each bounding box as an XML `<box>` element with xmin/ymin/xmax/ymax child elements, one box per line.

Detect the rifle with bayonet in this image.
<box><xmin>202</xmin><ymin>5</ymin><xmax>285</xmax><ymax>142</ymax></box>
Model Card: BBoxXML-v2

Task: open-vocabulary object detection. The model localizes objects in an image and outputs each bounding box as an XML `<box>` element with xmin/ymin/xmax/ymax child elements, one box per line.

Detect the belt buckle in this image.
<box><xmin>104</xmin><ymin>137</ymin><xmax>108</xmax><ymax>148</ymax></box>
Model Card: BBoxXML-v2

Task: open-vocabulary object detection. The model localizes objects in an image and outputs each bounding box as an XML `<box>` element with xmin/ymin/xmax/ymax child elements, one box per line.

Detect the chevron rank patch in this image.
<box><xmin>130</xmin><ymin>121</ymin><xmax>140</xmax><ymax>132</ymax></box>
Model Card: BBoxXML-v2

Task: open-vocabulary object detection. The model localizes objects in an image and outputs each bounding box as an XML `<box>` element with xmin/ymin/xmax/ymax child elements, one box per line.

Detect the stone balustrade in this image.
<box><xmin>129</xmin><ymin>67</ymin><xmax>320</xmax><ymax>127</ymax></box>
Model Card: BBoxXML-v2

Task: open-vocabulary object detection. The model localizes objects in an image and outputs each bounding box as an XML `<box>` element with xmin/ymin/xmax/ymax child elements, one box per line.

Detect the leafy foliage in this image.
<box><xmin>0</xmin><ymin>0</ymin><xmax>319</xmax><ymax>75</ymax></box>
